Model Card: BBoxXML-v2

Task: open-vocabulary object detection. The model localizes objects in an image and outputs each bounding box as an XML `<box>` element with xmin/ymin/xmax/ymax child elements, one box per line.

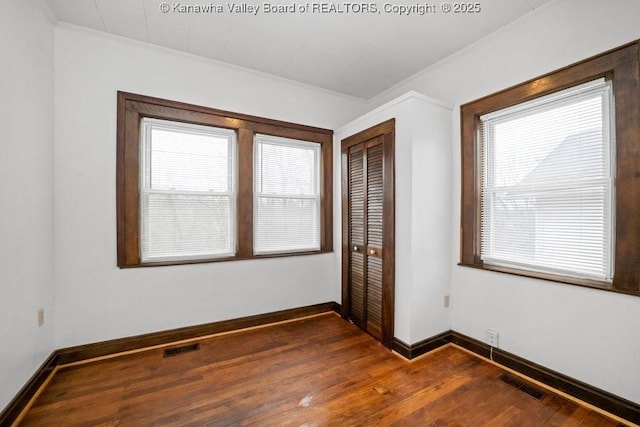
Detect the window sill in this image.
<box><xmin>457</xmin><ymin>262</ymin><xmax>640</xmax><ymax>297</ymax></box>
<box><xmin>119</xmin><ymin>249</ymin><xmax>333</xmax><ymax>268</ymax></box>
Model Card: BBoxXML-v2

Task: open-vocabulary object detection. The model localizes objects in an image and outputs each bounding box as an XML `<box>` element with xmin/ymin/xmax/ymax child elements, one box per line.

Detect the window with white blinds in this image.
<box><xmin>480</xmin><ymin>78</ymin><xmax>614</xmax><ymax>281</ymax></box>
<box><xmin>254</xmin><ymin>134</ymin><xmax>321</xmax><ymax>254</ymax></box>
<box><xmin>140</xmin><ymin>118</ymin><xmax>236</xmax><ymax>262</ymax></box>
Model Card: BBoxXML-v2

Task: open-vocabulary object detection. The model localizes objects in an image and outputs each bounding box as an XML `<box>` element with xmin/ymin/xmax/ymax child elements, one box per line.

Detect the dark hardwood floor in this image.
<box><xmin>18</xmin><ymin>313</ymin><xmax>629</xmax><ymax>426</ymax></box>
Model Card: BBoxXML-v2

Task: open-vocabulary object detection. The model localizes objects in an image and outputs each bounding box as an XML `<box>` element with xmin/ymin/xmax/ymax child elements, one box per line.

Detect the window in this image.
<box><xmin>117</xmin><ymin>92</ymin><xmax>333</xmax><ymax>267</ymax></box>
<box><xmin>480</xmin><ymin>79</ymin><xmax>613</xmax><ymax>281</ymax></box>
<box><xmin>460</xmin><ymin>41</ymin><xmax>640</xmax><ymax>295</ymax></box>
<box><xmin>140</xmin><ymin>119</ymin><xmax>237</xmax><ymax>262</ymax></box>
<box><xmin>254</xmin><ymin>135</ymin><xmax>321</xmax><ymax>254</ymax></box>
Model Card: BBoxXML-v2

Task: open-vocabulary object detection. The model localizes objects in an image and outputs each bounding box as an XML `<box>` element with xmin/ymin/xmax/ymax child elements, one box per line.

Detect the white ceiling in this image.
<box><xmin>45</xmin><ymin>0</ymin><xmax>552</xmax><ymax>99</ymax></box>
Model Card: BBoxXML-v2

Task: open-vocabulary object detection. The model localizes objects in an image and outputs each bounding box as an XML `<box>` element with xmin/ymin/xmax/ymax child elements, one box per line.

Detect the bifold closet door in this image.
<box><xmin>347</xmin><ymin>137</ymin><xmax>384</xmax><ymax>341</ymax></box>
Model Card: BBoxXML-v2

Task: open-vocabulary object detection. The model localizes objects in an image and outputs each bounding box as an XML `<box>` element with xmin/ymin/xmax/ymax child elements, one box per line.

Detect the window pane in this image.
<box><xmin>142</xmin><ymin>194</ymin><xmax>233</xmax><ymax>260</ymax></box>
<box><xmin>256</xmin><ymin>141</ymin><xmax>317</xmax><ymax>195</ymax></box>
<box><xmin>254</xmin><ymin>135</ymin><xmax>321</xmax><ymax>254</ymax></box>
<box><xmin>480</xmin><ymin>79</ymin><xmax>613</xmax><ymax>281</ymax></box>
<box><xmin>485</xmin><ymin>186</ymin><xmax>608</xmax><ymax>278</ymax></box>
<box><xmin>148</xmin><ymin>127</ymin><xmax>231</xmax><ymax>192</ymax></box>
<box><xmin>255</xmin><ymin>197</ymin><xmax>320</xmax><ymax>253</ymax></box>
<box><xmin>489</xmin><ymin>98</ymin><xmax>605</xmax><ymax>187</ymax></box>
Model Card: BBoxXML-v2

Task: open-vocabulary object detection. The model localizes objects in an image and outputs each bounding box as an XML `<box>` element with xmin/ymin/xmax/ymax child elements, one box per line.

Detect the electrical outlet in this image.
<box><xmin>37</xmin><ymin>309</ymin><xmax>44</xmax><ymax>327</ymax></box>
<box><xmin>487</xmin><ymin>329</ymin><xmax>499</xmax><ymax>347</ymax></box>
<box><xmin>444</xmin><ymin>295</ymin><xmax>450</xmax><ymax>308</ymax></box>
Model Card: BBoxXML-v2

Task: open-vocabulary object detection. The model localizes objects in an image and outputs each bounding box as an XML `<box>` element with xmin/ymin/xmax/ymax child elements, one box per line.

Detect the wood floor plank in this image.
<box><xmin>19</xmin><ymin>314</ymin><xmax>629</xmax><ymax>426</ymax></box>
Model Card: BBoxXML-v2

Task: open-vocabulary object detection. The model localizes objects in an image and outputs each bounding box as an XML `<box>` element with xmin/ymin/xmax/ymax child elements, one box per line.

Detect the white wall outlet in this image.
<box><xmin>37</xmin><ymin>308</ymin><xmax>44</xmax><ymax>327</ymax></box>
<box><xmin>444</xmin><ymin>295</ymin><xmax>450</xmax><ymax>308</ymax></box>
<box><xmin>487</xmin><ymin>329</ymin><xmax>498</xmax><ymax>347</ymax></box>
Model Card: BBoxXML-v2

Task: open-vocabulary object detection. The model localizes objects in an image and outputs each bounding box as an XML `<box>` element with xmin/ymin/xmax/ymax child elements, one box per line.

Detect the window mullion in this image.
<box><xmin>236</xmin><ymin>127</ymin><xmax>254</xmax><ymax>258</ymax></box>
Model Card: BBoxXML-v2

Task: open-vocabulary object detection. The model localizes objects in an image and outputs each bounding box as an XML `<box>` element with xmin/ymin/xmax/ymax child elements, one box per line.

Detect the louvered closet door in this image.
<box><xmin>347</xmin><ymin>137</ymin><xmax>384</xmax><ymax>341</ymax></box>
<box><xmin>365</xmin><ymin>142</ymin><xmax>383</xmax><ymax>340</ymax></box>
<box><xmin>348</xmin><ymin>145</ymin><xmax>366</xmax><ymax>328</ymax></box>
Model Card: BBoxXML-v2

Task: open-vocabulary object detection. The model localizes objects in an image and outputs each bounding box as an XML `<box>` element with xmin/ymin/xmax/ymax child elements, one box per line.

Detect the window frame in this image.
<box><xmin>117</xmin><ymin>91</ymin><xmax>333</xmax><ymax>268</ymax></box>
<box><xmin>459</xmin><ymin>41</ymin><xmax>640</xmax><ymax>296</ymax></box>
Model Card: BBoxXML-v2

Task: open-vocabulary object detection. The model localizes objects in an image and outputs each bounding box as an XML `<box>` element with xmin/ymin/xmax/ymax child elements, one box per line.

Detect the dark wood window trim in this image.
<box><xmin>460</xmin><ymin>41</ymin><xmax>640</xmax><ymax>296</ymax></box>
<box><xmin>116</xmin><ymin>91</ymin><xmax>333</xmax><ymax>268</ymax></box>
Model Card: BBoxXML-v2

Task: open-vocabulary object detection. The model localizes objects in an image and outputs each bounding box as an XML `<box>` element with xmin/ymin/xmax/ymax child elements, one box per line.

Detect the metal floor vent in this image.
<box><xmin>500</xmin><ymin>374</ymin><xmax>545</xmax><ymax>400</ymax></box>
<box><xmin>163</xmin><ymin>343</ymin><xmax>200</xmax><ymax>358</ymax></box>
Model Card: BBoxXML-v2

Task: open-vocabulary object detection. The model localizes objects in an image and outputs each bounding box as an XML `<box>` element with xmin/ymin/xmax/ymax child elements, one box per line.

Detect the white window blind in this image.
<box><xmin>254</xmin><ymin>134</ymin><xmax>321</xmax><ymax>254</ymax></box>
<box><xmin>140</xmin><ymin>118</ymin><xmax>236</xmax><ymax>262</ymax></box>
<box><xmin>480</xmin><ymin>78</ymin><xmax>614</xmax><ymax>281</ymax></box>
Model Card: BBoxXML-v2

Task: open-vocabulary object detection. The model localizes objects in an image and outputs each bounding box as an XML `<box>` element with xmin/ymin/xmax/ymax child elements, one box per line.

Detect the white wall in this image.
<box><xmin>53</xmin><ymin>25</ymin><xmax>366</xmax><ymax>349</ymax></box>
<box><xmin>407</xmin><ymin>97</ymin><xmax>453</xmax><ymax>343</ymax></box>
<box><xmin>370</xmin><ymin>0</ymin><xmax>640</xmax><ymax>403</ymax></box>
<box><xmin>335</xmin><ymin>92</ymin><xmax>452</xmax><ymax>345</ymax></box>
<box><xmin>0</xmin><ymin>1</ymin><xmax>55</xmax><ymax>410</ymax></box>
